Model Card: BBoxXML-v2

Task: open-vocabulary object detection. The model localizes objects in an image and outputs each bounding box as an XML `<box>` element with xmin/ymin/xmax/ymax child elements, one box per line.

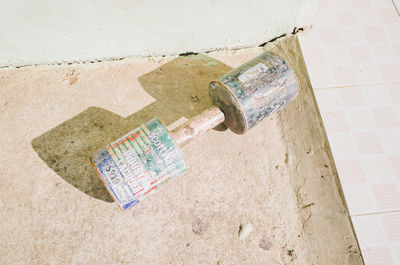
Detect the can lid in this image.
<box><xmin>209</xmin><ymin>80</ymin><xmax>248</xmax><ymax>134</ymax></box>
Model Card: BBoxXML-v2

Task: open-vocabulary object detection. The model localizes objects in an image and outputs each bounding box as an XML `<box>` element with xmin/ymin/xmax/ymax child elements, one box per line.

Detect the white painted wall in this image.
<box><xmin>0</xmin><ymin>0</ymin><xmax>319</xmax><ymax>67</ymax></box>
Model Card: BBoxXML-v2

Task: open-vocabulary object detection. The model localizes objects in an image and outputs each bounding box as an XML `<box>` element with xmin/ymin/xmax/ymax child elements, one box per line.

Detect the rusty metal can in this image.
<box><xmin>91</xmin><ymin>118</ymin><xmax>187</xmax><ymax>210</ymax></box>
<box><xmin>209</xmin><ymin>52</ymin><xmax>298</xmax><ymax>134</ymax></box>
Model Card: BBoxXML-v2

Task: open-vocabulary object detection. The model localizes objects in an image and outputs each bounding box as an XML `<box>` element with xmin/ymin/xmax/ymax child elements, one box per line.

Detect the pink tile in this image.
<box><xmin>362</xmin><ymin>155</ymin><xmax>396</xmax><ymax>181</ymax></box>
<box><xmin>370</xmin><ymin>0</ymin><xmax>396</xmax><ymax>7</ymax></box>
<box><xmin>352</xmin><ymin>215</ymin><xmax>386</xmax><ymax>245</ymax></box>
<box><xmin>390</xmin><ymin>155</ymin><xmax>400</xmax><ymax>179</ymax></box>
<box><xmin>330</xmin><ymin>0</ymin><xmax>353</xmax><ymax>9</ymax></box>
<box><xmin>380</xmin><ymin>128</ymin><xmax>400</xmax><ymax>154</ymax></box>
<box><xmin>378</xmin><ymin>63</ymin><xmax>400</xmax><ymax>82</ymax></box>
<box><xmin>363</xmin><ymin>84</ymin><xmax>392</xmax><ymax>106</ymax></box>
<box><xmin>320</xmin><ymin>0</ymin><xmax>330</xmax><ymax>10</ymax></box>
<box><xmin>297</xmin><ymin>30</ymin><xmax>322</xmax><ymax>48</ymax></box>
<box><xmin>319</xmin><ymin>29</ymin><xmax>344</xmax><ymax>46</ymax></box>
<box><xmin>354</xmin><ymin>63</ymin><xmax>383</xmax><ymax>84</ymax></box>
<box><xmin>314</xmin><ymin>89</ymin><xmax>344</xmax><ymax>110</ymax></box>
<box><xmin>343</xmin><ymin>184</ymin><xmax>377</xmax><ymax>213</ymax></box>
<box><xmin>347</xmin><ymin>109</ymin><xmax>375</xmax><ymax>130</ymax></box>
<box><xmin>351</xmin><ymin>0</ymin><xmax>371</xmax><ymax>8</ymax></box>
<box><xmin>369</xmin><ymin>43</ymin><xmax>397</xmax><ymax>63</ymax></box>
<box><xmin>392</xmin><ymin>43</ymin><xmax>400</xmax><ymax>60</ymax></box>
<box><xmin>363</xmin><ymin>247</ymin><xmax>394</xmax><ymax>265</ymax></box>
<box><xmin>377</xmin><ymin>8</ymin><xmax>400</xmax><ymax>24</ymax></box>
<box><xmin>382</xmin><ymin>213</ymin><xmax>400</xmax><ymax>241</ymax></box>
<box><xmin>394</xmin><ymin>245</ymin><xmax>400</xmax><ymax>265</ymax></box>
<box><xmin>355</xmin><ymin>9</ymin><xmax>380</xmax><ymax>26</ymax></box>
<box><xmin>363</xmin><ymin>26</ymin><xmax>387</xmax><ymax>43</ymax></box>
<box><xmin>383</xmin><ymin>24</ymin><xmax>400</xmax><ymax>41</ymax></box>
<box><xmin>335</xmin><ymin>10</ymin><xmax>358</xmax><ymax>26</ymax></box>
<box><xmin>307</xmin><ymin>66</ymin><xmax>334</xmax><ymax>88</ymax></box>
<box><xmin>328</xmin><ymin>133</ymin><xmax>358</xmax><ymax>157</ymax></box>
<box><xmin>372</xmin><ymin>184</ymin><xmax>400</xmax><ymax>210</ymax></box>
<box><xmin>314</xmin><ymin>11</ymin><xmax>339</xmax><ymax>28</ymax></box>
<box><xmin>396</xmin><ymin>105</ymin><xmax>400</xmax><ymax>118</ymax></box>
<box><xmin>331</xmin><ymin>65</ymin><xmax>358</xmax><ymax>85</ymax></box>
<box><xmin>336</xmin><ymin>159</ymin><xmax>365</xmax><ymax>184</ymax></box>
<box><xmin>340</xmin><ymin>87</ymin><xmax>366</xmax><ymax>107</ymax></box>
<box><xmin>348</xmin><ymin>45</ymin><xmax>372</xmax><ymax>63</ymax></box>
<box><xmin>322</xmin><ymin>111</ymin><xmax>350</xmax><ymax>132</ymax></box>
<box><xmin>355</xmin><ymin>132</ymin><xmax>384</xmax><ymax>154</ymax></box>
<box><xmin>387</xmin><ymin>83</ymin><xmax>400</xmax><ymax>103</ymax></box>
<box><xmin>340</xmin><ymin>27</ymin><xmax>367</xmax><ymax>44</ymax></box>
<box><xmin>372</xmin><ymin>107</ymin><xmax>400</xmax><ymax>127</ymax></box>
<box><xmin>301</xmin><ymin>47</ymin><xmax>327</xmax><ymax>66</ymax></box>
<box><xmin>326</xmin><ymin>46</ymin><xmax>351</xmax><ymax>64</ymax></box>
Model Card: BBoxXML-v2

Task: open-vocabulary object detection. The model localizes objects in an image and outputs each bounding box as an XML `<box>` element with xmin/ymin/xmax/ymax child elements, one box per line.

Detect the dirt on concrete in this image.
<box><xmin>0</xmin><ymin>35</ymin><xmax>363</xmax><ymax>264</ymax></box>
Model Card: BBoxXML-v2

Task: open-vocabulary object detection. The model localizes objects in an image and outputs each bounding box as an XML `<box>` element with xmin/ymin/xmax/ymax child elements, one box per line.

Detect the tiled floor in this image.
<box><xmin>298</xmin><ymin>0</ymin><xmax>400</xmax><ymax>264</ymax></box>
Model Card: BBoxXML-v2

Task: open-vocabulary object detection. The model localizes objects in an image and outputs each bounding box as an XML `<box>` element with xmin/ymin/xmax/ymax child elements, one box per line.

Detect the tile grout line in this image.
<box><xmin>351</xmin><ymin>209</ymin><xmax>400</xmax><ymax>217</ymax></box>
<box><xmin>313</xmin><ymin>81</ymin><xmax>400</xmax><ymax>90</ymax></box>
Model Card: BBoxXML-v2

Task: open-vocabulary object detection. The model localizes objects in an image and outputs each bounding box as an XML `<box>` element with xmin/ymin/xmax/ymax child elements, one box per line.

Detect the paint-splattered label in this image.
<box><xmin>91</xmin><ymin>118</ymin><xmax>187</xmax><ymax>210</ymax></box>
<box><xmin>217</xmin><ymin>52</ymin><xmax>298</xmax><ymax>131</ymax></box>
<box><xmin>238</xmin><ymin>62</ymin><xmax>269</xmax><ymax>86</ymax></box>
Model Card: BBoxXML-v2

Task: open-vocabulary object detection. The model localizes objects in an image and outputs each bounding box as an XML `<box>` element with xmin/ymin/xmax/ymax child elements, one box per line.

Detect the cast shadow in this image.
<box><xmin>31</xmin><ymin>54</ymin><xmax>233</xmax><ymax>202</ymax></box>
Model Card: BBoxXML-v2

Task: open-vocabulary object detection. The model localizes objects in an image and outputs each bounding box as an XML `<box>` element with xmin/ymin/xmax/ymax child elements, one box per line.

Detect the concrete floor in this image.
<box><xmin>0</xmin><ymin>36</ymin><xmax>362</xmax><ymax>264</ymax></box>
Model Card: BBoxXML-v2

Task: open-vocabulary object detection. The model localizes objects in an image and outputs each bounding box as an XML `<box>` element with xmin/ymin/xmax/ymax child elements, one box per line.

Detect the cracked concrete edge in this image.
<box><xmin>265</xmin><ymin>35</ymin><xmax>364</xmax><ymax>264</ymax></box>
<box><xmin>0</xmin><ymin>29</ymin><xmax>307</xmax><ymax>71</ymax></box>
<box><xmin>392</xmin><ymin>0</ymin><xmax>400</xmax><ymax>16</ymax></box>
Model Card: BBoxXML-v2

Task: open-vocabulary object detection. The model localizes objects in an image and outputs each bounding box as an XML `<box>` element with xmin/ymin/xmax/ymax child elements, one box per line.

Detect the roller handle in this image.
<box><xmin>171</xmin><ymin>106</ymin><xmax>225</xmax><ymax>147</ymax></box>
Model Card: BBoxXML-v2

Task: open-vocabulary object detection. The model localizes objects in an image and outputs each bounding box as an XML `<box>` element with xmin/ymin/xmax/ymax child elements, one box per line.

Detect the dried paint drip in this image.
<box><xmin>258</xmin><ymin>238</ymin><xmax>272</xmax><ymax>251</ymax></box>
<box><xmin>192</xmin><ymin>217</ymin><xmax>208</xmax><ymax>235</ymax></box>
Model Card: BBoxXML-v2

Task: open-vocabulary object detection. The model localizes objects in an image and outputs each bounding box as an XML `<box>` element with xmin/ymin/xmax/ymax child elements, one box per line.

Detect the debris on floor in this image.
<box><xmin>238</xmin><ymin>222</ymin><xmax>254</xmax><ymax>240</ymax></box>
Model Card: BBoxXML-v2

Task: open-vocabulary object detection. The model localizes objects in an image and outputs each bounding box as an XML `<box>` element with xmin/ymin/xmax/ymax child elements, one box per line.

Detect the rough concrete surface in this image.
<box><xmin>0</xmin><ymin>35</ymin><xmax>363</xmax><ymax>264</ymax></box>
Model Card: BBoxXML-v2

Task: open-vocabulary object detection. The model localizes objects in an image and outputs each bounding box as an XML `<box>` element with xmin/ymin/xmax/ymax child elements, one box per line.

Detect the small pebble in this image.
<box><xmin>238</xmin><ymin>222</ymin><xmax>253</xmax><ymax>240</ymax></box>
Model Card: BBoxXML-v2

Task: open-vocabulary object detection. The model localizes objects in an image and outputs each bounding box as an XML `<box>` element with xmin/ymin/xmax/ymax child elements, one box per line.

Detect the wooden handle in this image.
<box><xmin>171</xmin><ymin>106</ymin><xmax>225</xmax><ymax>147</ymax></box>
